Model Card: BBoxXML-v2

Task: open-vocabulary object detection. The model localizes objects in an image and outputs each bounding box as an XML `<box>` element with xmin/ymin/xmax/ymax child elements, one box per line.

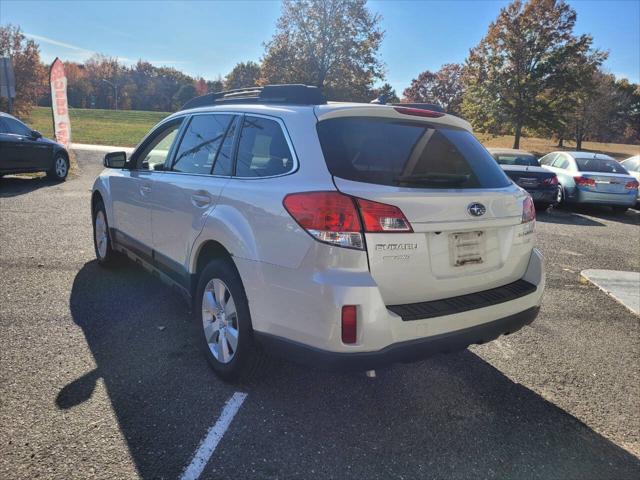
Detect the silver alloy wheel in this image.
<box><xmin>556</xmin><ymin>186</ymin><xmax>563</xmax><ymax>204</ymax></box>
<box><xmin>95</xmin><ymin>210</ymin><xmax>108</xmax><ymax>259</ymax></box>
<box><xmin>55</xmin><ymin>156</ymin><xmax>67</xmax><ymax>178</ymax></box>
<box><xmin>202</xmin><ymin>278</ymin><xmax>239</xmax><ymax>364</ymax></box>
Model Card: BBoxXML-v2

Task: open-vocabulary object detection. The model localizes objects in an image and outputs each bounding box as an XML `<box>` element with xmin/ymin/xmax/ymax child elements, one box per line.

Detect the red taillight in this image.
<box><xmin>356</xmin><ymin>198</ymin><xmax>413</xmax><ymax>233</ymax></box>
<box><xmin>543</xmin><ymin>176</ymin><xmax>558</xmax><ymax>186</ymax></box>
<box><xmin>522</xmin><ymin>195</ymin><xmax>536</xmax><ymax>224</ymax></box>
<box><xmin>625</xmin><ymin>179</ymin><xmax>639</xmax><ymax>190</ymax></box>
<box><xmin>574</xmin><ymin>176</ymin><xmax>596</xmax><ymax>187</ymax></box>
<box><xmin>283</xmin><ymin>192</ymin><xmax>363</xmax><ymax>249</ymax></box>
<box><xmin>393</xmin><ymin>106</ymin><xmax>445</xmax><ymax>118</ymax></box>
<box><xmin>341</xmin><ymin>306</ymin><xmax>357</xmax><ymax>344</ymax></box>
<box><xmin>283</xmin><ymin>192</ymin><xmax>413</xmax><ymax>249</ymax></box>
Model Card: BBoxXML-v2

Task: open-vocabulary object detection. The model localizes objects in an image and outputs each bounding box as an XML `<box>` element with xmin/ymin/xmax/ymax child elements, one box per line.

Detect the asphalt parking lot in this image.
<box><xmin>1</xmin><ymin>151</ymin><xmax>639</xmax><ymax>480</ymax></box>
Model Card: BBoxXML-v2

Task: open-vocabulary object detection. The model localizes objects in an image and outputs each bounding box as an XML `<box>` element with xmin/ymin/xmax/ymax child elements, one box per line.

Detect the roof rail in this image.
<box><xmin>182</xmin><ymin>84</ymin><xmax>327</xmax><ymax>110</ymax></box>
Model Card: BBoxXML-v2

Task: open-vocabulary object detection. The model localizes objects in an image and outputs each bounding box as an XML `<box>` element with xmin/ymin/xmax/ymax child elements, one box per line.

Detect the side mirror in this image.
<box><xmin>104</xmin><ymin>151</ymin><xmax>127</xmax><ymax>168</ymax></box>
<box><xmin>30</xmin><ymin>130</ymin><xmax>42</xmax><ymax>139</ymax></box>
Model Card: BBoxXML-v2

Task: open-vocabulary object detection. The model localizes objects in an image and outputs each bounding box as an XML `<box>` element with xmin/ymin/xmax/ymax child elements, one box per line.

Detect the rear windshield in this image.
<box><xmin>494</xmin><ymin>154</ymin><xmax>539</xmax><ymax>167</ymax></box>
<box><xmin>317</xmin><ymin>117</ymin><xmax>510</xmax><ymax>189</ymax></box>
<box><xmin>575</xmin><ymin>157</ymin><xmax>629</xmax><ymax>174</ymax></box>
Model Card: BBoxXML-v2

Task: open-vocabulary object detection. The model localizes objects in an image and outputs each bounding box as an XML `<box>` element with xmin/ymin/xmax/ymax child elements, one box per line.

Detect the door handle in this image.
<box><xmin>191</xmin><ymin>193</ymin><xmax>212</xmax><ymax>208</ymax></box>
<box><xmin>140</xmin><ymin>184</ymin><xmax>152</xmax><ymax>196</ymax></box>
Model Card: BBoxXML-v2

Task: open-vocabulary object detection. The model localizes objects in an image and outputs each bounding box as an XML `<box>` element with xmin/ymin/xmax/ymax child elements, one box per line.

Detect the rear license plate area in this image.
<box><xmin>517</xmin><ymin>177</ymin><xmax>539</xmax><ymax>187</ymax></box>
<box><xmin>449</xmin><ymin>231</ymin><xmax>485</xmax><ymax>267</ymax></box>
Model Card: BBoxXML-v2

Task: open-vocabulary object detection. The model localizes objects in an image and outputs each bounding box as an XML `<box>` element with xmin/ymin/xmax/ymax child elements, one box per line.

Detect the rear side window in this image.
<box><xmin>316</xmin><ymin>117</ymin><xmax>510</xmax><ymax>189</ymax></box>
<box><xmin>552</xmin><ymin>155</ymin><xmax>570</xmax><ymax>169</ymax></box>
<box><xmin>576</xmin><ymin>157</ymin><xmax>628</xmax><ymax>174</ymax></box>
<box><xmin>172</xmin><ymin>114</ymin><xmax>234</xmax><ymax>175</ymax></box>
<box><xmin>235</xmin><ymin>116</ymin><xmax>294</xmax><ymax>178</ymax></box>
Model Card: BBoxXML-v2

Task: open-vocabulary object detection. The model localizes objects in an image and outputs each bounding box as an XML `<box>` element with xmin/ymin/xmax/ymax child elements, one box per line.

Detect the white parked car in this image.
<box><xmin>92</xmin><ymin>85</ymin><xmax>544</xmax><ymax>381</ymax></box>
<box><xmin>620</xmin><ymin>155</ymin><xmax>640</xmax><ymax>206</ymax></box>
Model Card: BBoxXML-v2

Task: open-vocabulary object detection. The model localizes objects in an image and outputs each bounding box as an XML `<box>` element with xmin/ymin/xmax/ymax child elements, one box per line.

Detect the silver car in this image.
<box><xmin>539</xmin><ymin>151</ymin><xmax>639</xmax><ymax>213</ymax></box>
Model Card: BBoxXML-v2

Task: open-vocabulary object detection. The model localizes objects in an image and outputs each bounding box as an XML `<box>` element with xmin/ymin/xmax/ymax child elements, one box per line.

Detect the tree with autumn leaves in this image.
<box><xmin>0</xmin><ymin>25</ymin><xmax>47</xmax><ymax>116</ymax></box>
<box><xmin>461</xmin><ymin>0</ymin><xmax>607</xmax><ymax>148</ymax></box>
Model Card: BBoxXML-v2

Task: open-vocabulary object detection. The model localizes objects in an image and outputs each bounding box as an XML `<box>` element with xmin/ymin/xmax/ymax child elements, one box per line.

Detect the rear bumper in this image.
<box><xmin>526</xmin><ymin>187</ymin><xmax>557</xmax><ymax>204</ymax></box>
<box><xmin>245</xmin><ymin>248</ymin><xmax>544</xmax><ymax>371</ymax></box>
<box><xmin>255</xmin><ymin>306</ymin><xmax>539</xmax><ymax>371</ymax></box>
<box><xmin>567</xmin><ymin>188</ymin><xmax>637</xmax><ymax>207</ymax></box>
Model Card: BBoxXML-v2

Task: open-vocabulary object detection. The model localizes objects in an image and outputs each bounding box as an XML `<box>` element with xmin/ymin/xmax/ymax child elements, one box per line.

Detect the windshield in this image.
<box><xmin>316</xmin><ymin>117</ymin><xmax>510</xmax><ymax>189</ymax></box>
<box><xmin>494</xmin><ymin>154</ymin><xmax>539</xmax><ymax>167</ymax></box>
<box><xmin>575</xmin><ymin>157</ymin><xmax>629</xmax><ymax>174</ymax></box>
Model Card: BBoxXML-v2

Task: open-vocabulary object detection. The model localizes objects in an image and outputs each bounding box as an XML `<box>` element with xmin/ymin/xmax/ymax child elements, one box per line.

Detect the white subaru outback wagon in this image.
<box><xmin>92</xmin><ymin>84</ymin><xmax>544</xmax><ymax>381</ymax></box>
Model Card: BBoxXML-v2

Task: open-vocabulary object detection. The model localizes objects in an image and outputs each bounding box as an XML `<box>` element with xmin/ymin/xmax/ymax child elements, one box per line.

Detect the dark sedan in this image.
<box><xmin>488</xmin><ymin>148</ymin><xmax>558</xmax><ymax>209</ymax></box>
<box><xmin>0</xmin><ymin>112</ymin><xmax>69</xmax><ymax>181</ymax></box>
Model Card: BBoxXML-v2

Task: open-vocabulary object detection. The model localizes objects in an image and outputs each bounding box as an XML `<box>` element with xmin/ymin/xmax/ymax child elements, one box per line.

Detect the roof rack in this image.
<box><xmin>182</xmin><ymin>84</ymin><xmax>327</xmax><ymax>110</ymax></box>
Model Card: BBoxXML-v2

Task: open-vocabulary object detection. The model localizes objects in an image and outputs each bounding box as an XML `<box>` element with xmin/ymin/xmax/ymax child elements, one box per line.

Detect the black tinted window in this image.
<box><xmin>235</xmin><ymin>117</ymin><xmax>293</xmax><ymax>178</ymax></box>
<box><xmin>3</xmin><ymin>117</ymin><xmax>31</xmax><ymax>136</ymax></box>
<box><xmin>576</xmin><ymin>157</ymin><xmax>628</xmax><ymax>174</ymax></box>
<box><xmin>494</xmin><ymin>154</ymin><xmax>539</xmax><ymax>166</ymax></box>
<box><xmin>0</xmin><ymin>118</ymin><xmax>8</xmax><ymax>133</ymax></box>
<box><xmin>173</xmin><ymin>114</ymin><xmax>234</xmax><ymax>175</ymax></box>
<box><xmin>317</xmin><ymin>117</ymin><xmax>510</xmax><ymax>189</ymax></box>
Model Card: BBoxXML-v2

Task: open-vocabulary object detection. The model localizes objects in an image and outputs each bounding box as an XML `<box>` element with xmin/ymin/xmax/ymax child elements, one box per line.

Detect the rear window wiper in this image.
<box><xmin>393</xmin><ymin>173</ymin><xmax>470</xmax><ymax>186</ymax></box>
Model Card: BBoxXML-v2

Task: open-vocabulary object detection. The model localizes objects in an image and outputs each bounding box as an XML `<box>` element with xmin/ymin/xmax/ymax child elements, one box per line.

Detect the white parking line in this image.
<box><xmin>180</xmin><ymin>392</ymin><xmax>248</xmax><ymax>480</ymax></box>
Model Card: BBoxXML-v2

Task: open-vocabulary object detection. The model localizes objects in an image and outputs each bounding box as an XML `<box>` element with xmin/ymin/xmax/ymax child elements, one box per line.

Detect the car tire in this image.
<box><xmin>196</xmin><ymin>258</ymin><xmax>263</xmax><ymax>383</ymax></box>
<box><xmin>612</xmin><ymin>206</ymin><xmax>628</xmax><ymax>214</ymax></box>
<box><xmin>556</xmin><ymin>186</ymin><xmax>565</xmax><ymax>206</ymax></box>
<box><xmin>47</xmin><ymin>153</ymin><xmax>69</xmax><ymax>181</ymax></box>
<box><xmin>92</xmin><ymin>199</ymin><xmax>119</xmax><ymax>266</ymax></box>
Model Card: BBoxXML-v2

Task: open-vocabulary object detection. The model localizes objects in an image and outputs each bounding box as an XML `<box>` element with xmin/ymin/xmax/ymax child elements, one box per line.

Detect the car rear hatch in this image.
<box><xmin>315</xmin><ymin>106</ymin><xmax>534</xmax><ymax>306</ymax></box>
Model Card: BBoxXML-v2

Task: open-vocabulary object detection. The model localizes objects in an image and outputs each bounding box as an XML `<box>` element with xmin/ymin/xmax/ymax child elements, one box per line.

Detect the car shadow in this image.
<box><xmin>571</xmin><ymin>204</ymin><xmax>640</xmax><ymax>226</ymax></box>
<box><xmin>536</xmin><ymin>207</ymin><xmax>605</xmax><ymax>227</ymax></box>
<box><xmin>0</xmin><ymin>175</ymin><xmax>59</xmax><ymax>198</ymax></box>
<box><xmin>64</xmin><ymin>261</ymin><xmax>640</xmax><ymax>479</ymax></box>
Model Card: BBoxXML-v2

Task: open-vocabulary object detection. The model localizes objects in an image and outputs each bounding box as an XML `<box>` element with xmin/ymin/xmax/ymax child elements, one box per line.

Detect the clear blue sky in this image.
<box><xmin>2</xmin><ymin>0</ymin><xmax>638</xmax><ymax>94</ymax></box>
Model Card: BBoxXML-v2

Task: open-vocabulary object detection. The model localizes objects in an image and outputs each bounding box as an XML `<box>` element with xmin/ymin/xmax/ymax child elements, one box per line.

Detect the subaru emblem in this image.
<box><xmin>467</xmin><ymin>202</ymin><xmax>486</xmax><ymax>217</ymax></box>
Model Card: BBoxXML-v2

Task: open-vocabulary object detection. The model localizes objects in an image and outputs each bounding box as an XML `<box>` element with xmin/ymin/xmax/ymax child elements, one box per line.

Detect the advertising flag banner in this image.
<box><xmin>49</xmin><ymin>57</ymin><xmax>71</xmax><ymax>148</ymax></box>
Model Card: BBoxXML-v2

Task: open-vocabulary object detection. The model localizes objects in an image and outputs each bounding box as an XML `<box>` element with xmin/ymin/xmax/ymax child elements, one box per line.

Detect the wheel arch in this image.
<box><xmin>190</xmin><ymin>239</ymin><xmax>237</xmax><ymax>297</ymax></box>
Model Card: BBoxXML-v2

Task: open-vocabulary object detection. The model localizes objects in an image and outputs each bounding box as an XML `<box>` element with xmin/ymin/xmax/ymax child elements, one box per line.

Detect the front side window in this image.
<box><xmin>317</xmin><ymin>117</ymin><xmax>510</xmax><ymax>189</ymax></box>
<box><xmin>172</xmin><ymin>114</ymin><xmax>235</xmax><ymax>175</ymax></box>
<box><xmin>235</xmin><ymin>116</ymin><xmax>294</xmax><ymax>178</ymax></box>
<box><xmin>539</xmin><ymin>153</ymin><xmax>557</xmax><ymax>166</ymax></box>
<box><xmin>3</xmin><ymin>117</ymin><xmax>32</xmax><ymax>136</ymax></box>
<box><xmin>135</xmin><ymin>120</ymin><xmax>183</xmax><ymax>170</ymax></box>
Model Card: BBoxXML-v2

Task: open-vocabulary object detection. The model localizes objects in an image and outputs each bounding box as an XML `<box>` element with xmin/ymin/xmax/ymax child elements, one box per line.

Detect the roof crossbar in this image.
<box><xmin>182</xmin><ymin>84</ymin><xmax>327</xmax><ymax>110</ymax></box>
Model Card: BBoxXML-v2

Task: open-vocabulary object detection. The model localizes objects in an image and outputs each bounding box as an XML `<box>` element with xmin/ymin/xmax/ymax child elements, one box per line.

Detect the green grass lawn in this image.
<box><xmin>24</xmin><ymin>107</ymin><xmax>170</xmax><ymax>147</ymax></box>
